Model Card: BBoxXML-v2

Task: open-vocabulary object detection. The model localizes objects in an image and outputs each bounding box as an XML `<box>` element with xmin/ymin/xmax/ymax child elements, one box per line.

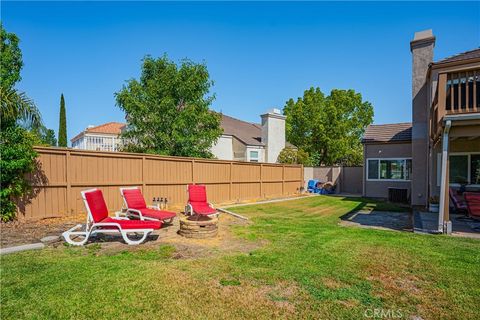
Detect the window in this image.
<box><xmin>446</xmin><ymin>153</ymin><xmax>480</xmax><ymax>185</ymax></box>
<box><xmin>249</xmin><ymin>150</ymin><xmax>259</xmax><ymax>162</ymax></box>
<box><xmin>438</xmin><ymin>153</ymin><xmax>480</xmax><ymax>186</ymax></box>
<box><xmin>449</xmin><ymin>155</ymin><xmax>469</xmax><ymax>184</ymax></box>
<box><xmin>368</xmin><ymin>160</ymin><xmax>379</xmax><ymax>179</ymax></box>
<box><xmin>472</xmin><ymin>155</ymin><xmax>480</xmax><ymax>185</ymax></box>
<box><xmin>367</xmin><ymin>159</ymin><xmax>412</xmax><ymax>181</ymax></box>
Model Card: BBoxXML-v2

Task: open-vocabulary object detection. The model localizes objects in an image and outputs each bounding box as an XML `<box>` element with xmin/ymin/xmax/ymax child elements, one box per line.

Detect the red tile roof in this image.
<box><xmin>71</xmin><ymin>122</ymin><xmax>126</xmax><ymax>142</ymax></box>
<box><xmin>362</xmin><ymin>123</ymin><xmax>412</xmax><ymax>143</ymax></box>
<box><xmin>85</xmin><ymin>122</ymin><xmax>126</xmax><ymax>135</ymax></box>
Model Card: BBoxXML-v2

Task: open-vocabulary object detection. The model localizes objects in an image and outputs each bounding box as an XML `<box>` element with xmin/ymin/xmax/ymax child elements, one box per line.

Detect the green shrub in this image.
<box><xmin>277</xmin><ymin>147</ymin><xmax>312</xmax><ymax>165</ymax></box>
<box><xmin>0</xmin><ymin>126</ymin><xmax>38</xmax><ymax>221</ymax></box>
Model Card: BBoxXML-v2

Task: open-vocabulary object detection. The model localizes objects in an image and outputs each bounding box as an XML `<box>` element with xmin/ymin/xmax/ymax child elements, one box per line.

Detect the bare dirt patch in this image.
<box><xmin>1</xmin><ymin>206</ymin><xmax>262</xmax><ymax>263</ymax></box>
<box><xmin>1</xmin><ymin>214</ymin><xmax>84</xmax><ymax>248</ymax></box>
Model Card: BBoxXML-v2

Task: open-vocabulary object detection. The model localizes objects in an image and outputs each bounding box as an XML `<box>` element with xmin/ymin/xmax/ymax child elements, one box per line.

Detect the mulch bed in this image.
<box><xmin>1</xmin><ymin>215</ymin><xmax>84</xmax><ymax>248</ymax></box>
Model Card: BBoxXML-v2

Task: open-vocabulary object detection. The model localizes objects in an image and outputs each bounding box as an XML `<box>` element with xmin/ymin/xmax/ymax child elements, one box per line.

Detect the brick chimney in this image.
<box><xmin>410</xmin><ymin>29</ymin><xmax>435</xmax><ymax>206</ymax></box>
<box><xmin>261</xmin><ymin>108</ymin><xmax>286</xmax><ymax>163</ymax></box>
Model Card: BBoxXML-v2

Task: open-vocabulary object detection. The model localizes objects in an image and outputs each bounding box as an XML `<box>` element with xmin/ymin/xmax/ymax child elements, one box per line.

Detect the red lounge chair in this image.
<box><xmin>449</xmin><ymin>188</ymin><xmax>468</xmax><ymax>213</ymax></box>
<box><xmin>120</xmin><ymin>187</ymin><xmax>176</xmax><ymax>224</ymax></box>
<box><xmin>185</xmin><ymin>184</ymin><xmax>217</xmax><ymax>216</ymax></box>
<box><xmin>464</xmin><ymin>192</ymin><xmax>480</xmax><ymax>220</ymax></box>
<box><xmin>62</xmin><ymin>189</ymin><xmax>161</xmax><ymax>246</ymax></box>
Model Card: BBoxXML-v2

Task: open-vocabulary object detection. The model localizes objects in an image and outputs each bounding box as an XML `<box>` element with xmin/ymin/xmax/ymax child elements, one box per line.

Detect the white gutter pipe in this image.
<box><xmin>438</xmin><ymin>120</ymin><xmax>451</xmax><ymax>233</ymax></box>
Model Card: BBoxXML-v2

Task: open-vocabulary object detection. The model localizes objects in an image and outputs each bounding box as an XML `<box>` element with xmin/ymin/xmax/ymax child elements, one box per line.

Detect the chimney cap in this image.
<box><xmin>261</xmin><ymin>108</ymin><xmax>286</xmax><ymax>120</ymax></box>
<box><xmin>268</xmin><ymin>108</ymin><xmax>281</xmax><ymax>115</ymax></box>
<box><xmin>410</xmin><ymin>29</ymin><xmax>435</xmax><ymax>51</ymax></box>
<box><xmin>413</xmin><ymin>29</ymin><xmax>433</xmax><ymax>41</ymax></box>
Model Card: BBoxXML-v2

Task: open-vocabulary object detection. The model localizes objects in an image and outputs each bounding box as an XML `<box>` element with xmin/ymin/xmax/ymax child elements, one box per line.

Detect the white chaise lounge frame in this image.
<box><xmin>62</xmin><ymin>188</ymin><xmax>155</xmax><ymax>246</ymax></box>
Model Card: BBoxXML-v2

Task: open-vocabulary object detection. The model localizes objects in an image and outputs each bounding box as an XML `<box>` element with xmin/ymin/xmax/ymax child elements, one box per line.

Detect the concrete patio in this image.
<box><xmin>339</xmin><ymin>208</ymin><xmax>413</xmax><ymax>232</ymax></box>
<box><xmin>414</xmin><ymin>211</ymin><xmax>480</xmax><ymax>239</ymax></box>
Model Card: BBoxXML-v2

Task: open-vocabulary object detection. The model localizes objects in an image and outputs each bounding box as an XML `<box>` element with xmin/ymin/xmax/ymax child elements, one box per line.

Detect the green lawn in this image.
<box><xmin>1</xmin><ymin>196</ymin><xmax>479</xmax><ymax>319</ymax></box>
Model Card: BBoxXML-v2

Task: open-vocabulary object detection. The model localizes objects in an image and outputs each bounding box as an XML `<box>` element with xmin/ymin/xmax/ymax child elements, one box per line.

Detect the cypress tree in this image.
<box><xmin>58</xmin><ymin>94</ymin><xmax>67</xmax><ymax>147</ymax></box>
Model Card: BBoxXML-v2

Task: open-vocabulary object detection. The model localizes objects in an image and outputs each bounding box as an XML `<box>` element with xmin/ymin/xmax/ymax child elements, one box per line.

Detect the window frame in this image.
<box><xmin>366</xmin><ymin>158</ymin><xmax>412</xmax><ymax>182</ymax></box>
<box><xmin>249</xmin><ymin>150</ymin><xmax>259</xmax><ymax>163</ymax></box>
<box><xmin>443</xmin><ymin>152</ymin><xmax>480</xmax><ymax>187</ymax></box>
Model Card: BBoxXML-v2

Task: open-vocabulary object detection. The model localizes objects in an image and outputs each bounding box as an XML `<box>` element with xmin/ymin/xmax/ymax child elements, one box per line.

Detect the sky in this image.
<box><xmin>2</xmin><ymin>1</ymin><xmax>479</xmax><ymax>143</ymax></box>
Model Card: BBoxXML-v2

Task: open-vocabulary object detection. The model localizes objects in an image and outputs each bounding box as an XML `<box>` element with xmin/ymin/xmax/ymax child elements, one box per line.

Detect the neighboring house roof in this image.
<box><xmin>220</xmin><ymin>114</ymin><xmax>295</xmax><ymax>148</ymax></box>
<box><xmin>71</xmin><ymin>122</ymin><xmax>126</xmax><ymax>142</ymax></box>
<box><xmin>71</xmin><ymin>115</ymin><xmax>295</xmax><ymax>148</ymax></box>
<box><xmin>220</xmin><ymin>114</ymin><xmax>264</xmax><ymax>146</ymax></box>
<box><xmin>362</xmin><ymin>123</ymin><xmax>412</xmax><ymax>143</ymax></box>
<box><xmin>433</xmin><ymin>48</ymin><xmax>480</xmax><ymax>66</ymax></box>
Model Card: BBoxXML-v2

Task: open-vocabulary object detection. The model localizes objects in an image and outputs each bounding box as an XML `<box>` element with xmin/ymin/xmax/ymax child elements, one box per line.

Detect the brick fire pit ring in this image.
<box><xmin>179</xmin><ymin>216</ymin><xmax>218</xmax><ymax>239</ymax></box>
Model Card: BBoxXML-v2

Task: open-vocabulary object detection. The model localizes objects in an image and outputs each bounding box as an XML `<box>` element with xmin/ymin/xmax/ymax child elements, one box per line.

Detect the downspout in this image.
<box><xmin>438</xmin><ymin>120</ymin><xmax>451</xmax><ymax>233</ymax></box>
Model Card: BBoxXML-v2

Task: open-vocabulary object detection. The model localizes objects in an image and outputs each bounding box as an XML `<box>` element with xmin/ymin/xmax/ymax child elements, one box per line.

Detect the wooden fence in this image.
<box><xmin>18</xmin><ymin>147</ymin><xmax>304</xmax><ymax>220</ymax></box>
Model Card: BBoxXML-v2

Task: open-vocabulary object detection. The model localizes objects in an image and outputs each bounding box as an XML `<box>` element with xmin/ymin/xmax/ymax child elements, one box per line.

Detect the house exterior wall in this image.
<box><xmin>71</xmin><ymin>133</ymin><xmax>121</xmax><ymax>152</ymax></box>
<box><xmin>363</xmin><ymin>142</ymin><xmax>412</xmax><ymax>199</ymax></box>
<box><xmin>246</xmin><ymin>146</ymin><xmax>265</xmax><ymax>162</ymax></box>
<box><xmin>232</xmin><ymin>137</ymin><xmax>247</xmax><ymax>161</ymax></box>
<box><xmin>211</xmin><ymin>135</ymin><xmax>234</xmax><ymax>160</ymax></box>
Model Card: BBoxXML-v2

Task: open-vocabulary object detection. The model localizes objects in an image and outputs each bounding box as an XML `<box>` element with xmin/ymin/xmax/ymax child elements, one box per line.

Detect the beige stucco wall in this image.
<box><xmin>211</xmin><ymin>135</ymin><xmax>234</xmax><ymax>160</ymax></box>
<box><xmin>232</xmin><ymin>136</ymin><xmax>247</xmax><ymax>161</ymax></box>
<box><xmin>261</xmin><ymin>112</ymin><xmax>286</xmax><ymax>163</ymax></box>
<box><xmin>363</xmin><ymin>142</ymin><xmax>412</xmax><ymax>199</ymax></box>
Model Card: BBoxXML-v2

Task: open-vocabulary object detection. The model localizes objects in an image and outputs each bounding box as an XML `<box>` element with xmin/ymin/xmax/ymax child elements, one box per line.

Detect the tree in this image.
<box><xmin>0</xmin><ymin>24</ymin><xmax>42</xmax><ymax>130</ymax></box>
<box><xmin>1</xmin><ymin>86</ymin><xmax>42</xmax><ymax>130</ymax></box>
<box><xmin>277</xmin><ymin>147</ymin><xmax>311</xmax><ymax>165</ymax></box>
<box><xmin>284</xmin><ymin>87</ymin><xmax>373</xmax><ymax>166</ymax></box>
<box><xmin>33</xmin><ymin>127</ymin><xmax>57</xmax><ymax>146</ymax></box>
<box><xmin>58</xmin><ymin>94</ymin><xmax>67</xmax><ymax>147</ymax></box>
<box><xmin>0</xmin><ymin>23</ymin><xmax>23</xmax><ymax>90</ymax></box>
<box><xmin>0</xmin><ymin>25</ymin><xmax>42</xmax><ymax>221</ymax></box>
<box><xmin>0</xmin><ymin>127</ymin><xmax>38</xmax><ymax>221</ymax></box>
<box><xmin>115</xmin><ymin>55</ymin><xmax>222</xmax><ymax>157</ymax></box>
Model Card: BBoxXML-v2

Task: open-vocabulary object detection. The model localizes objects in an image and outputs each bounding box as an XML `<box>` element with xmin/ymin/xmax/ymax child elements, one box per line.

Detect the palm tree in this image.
<box><xmin>0</xmin><ymin>85</ymin><xmax>42</xmax><ymax>130</ymax></box>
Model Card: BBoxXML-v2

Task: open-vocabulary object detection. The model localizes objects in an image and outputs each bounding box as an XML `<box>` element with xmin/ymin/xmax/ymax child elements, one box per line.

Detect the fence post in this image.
<box><xmin>229</xmin><ymin>162</ymin><xmax>233</xmax><ymax>201</ymax></box>
<box><xmin>282</xmin><ymin>165</ymin><xmax>285</xmax><ymax>196</ymax></box>
<box><xmin>301</xmin><ymin>165</ymin><xmax>304</xmax><ymax>193</ymax></box>
<box><xmin>66</xmin><ymin>150</ymin><xmax>72</xmax><ymax>215</ymax></box>
<box><xmin>142</xmin><ymin>155</ymin><xmax>146</xmax><ymax>191</ymax></box>
<box><xmin>260</xmin><ymin>163</ymin><xmax>263</xmax><ymax>198</ymax></box>
<box><xmin>191</xmin><ymin>159</ymin><xmax>195</xmax><ymax>183</ymax></box>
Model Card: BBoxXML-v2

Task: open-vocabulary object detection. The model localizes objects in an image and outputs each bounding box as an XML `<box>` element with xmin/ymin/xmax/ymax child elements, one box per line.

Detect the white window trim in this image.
<box><xmin>249</xmin><ymin>150</ymin><xmax>259</xmax><ymax>162</ymax></box>
<box><xmin>441</xmin><ymin>152</ymin><xmax>480</xmax><ymax>187</ymax></box>
<box><xmin>366</xmin><ymin>158</ymin><xmax>412</xmax><ymax>182</ymax></box>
